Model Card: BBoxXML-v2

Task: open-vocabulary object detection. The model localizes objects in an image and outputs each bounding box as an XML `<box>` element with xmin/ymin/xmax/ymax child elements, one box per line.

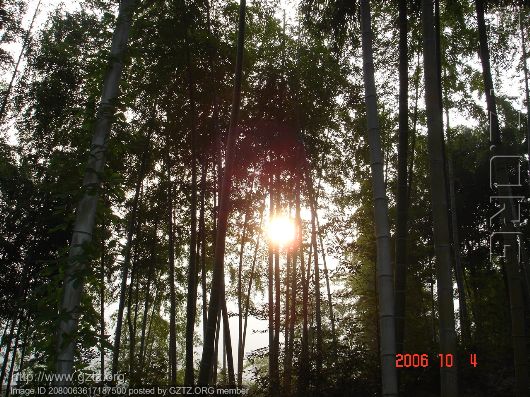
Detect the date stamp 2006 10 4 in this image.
<box><xmin>395</xmin><ymin>353</ymin><xmax>477</xmax><ymax>368</ymax></box>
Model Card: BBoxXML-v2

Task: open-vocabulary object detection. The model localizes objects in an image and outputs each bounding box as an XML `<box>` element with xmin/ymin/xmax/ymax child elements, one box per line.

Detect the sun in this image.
<box><xmin>267</xmin><ymin>214</ymin><xmax>296</xmax><ymax>247</ymax></box>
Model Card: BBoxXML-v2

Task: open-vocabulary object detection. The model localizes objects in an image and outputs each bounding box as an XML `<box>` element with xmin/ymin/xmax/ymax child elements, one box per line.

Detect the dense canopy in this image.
<box><xmin>0</xmin><ymin>0</ymin><xmax>530</xmax><ymax>396</ymax></box>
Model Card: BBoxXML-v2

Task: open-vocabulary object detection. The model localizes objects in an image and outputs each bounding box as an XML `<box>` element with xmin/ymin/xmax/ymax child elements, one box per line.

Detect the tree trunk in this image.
<box><xmin>200</xmin><ymin>160</ymin><xmax>208</xmax><ymax>339</ymax></box>
<box><xmin>5</xmin><ymin>317</ymin><xmax>25</xmax><ymax>397</ymax></box>
<box><xmin>128</xmin><ymin>249</ymin><xmax>140</xmax><ymax>376</ymax></box>
<box><xmin>422</xmin><ymin>1</ymin><xmax>458</xmax><ymax>395</ymax></box>
<box><xmin>315</xmin><ymin>211</ymin><xmax>336</xmax><ymax>347</ymax></box>
<box><xmin>475</xmin><ymin>1</ymin><xmax>528</xmax><ymax>395</ymax></box>
<box><xmin>56</xmin><ymin>0</ymin><xmax>138</xmax><ymax>382</ymax></box>
<box><xmin>407</xmin><ymin>52</ymin><xmax>421</xmax><ymax>203</ymax></box>
<box><xmin>446</xmin><ymin>156</ymin><xmax>471</xmax><ymax>347</ymax></box>
<box><xmin>309</xmin><ymin>185</ymin><xmax>322</xmax><ymax>390</ymax></box>
<box><xmin>237</xmin><ymin>205</ymin><xmax>250</xmax><ymax>386</ymax></box>
<box><xmin>0</xmin><ymin>320</ymin><xmax>9</xmax><ymax>348</ymax></box>
<box><xmin>126</xmin><ymin>188</ymin><xmax>144</xmax><ymax>377</ymax></box>
<box><xmin>212</xmin><ymin>309</ymin><xmax>221</xmax><ymax>384</ymax></box>
<box><xmin>5</xmin><ymin>318</ymin><xmax>24</xmax><ymax>397</ymax></box>
<box><xmin>283</xmin><ymin>251</ymin><xmax>290</xmax><ymax>379</ymax></box>
<box><xmin>0</xmin><ymin>0</ymin><xmax>41</xmax><ymax>123</ymax></box>
<box><xmin>394</xmin><ymin>0</ymin><xmax>409</xmax><ymax>358</ymax></box>
<box><xmin>296</xmin><ymin>182</ymin><xmax>309</xmax><ymax>396</ymax></box>
<box><xmin>138</xmin><ymin>218</ymin><xmax>157</xmax><ymax>375</ymax></box>
<box><xmin>222</xmin><ymin>297</ymin><xmax>235</xmax><ymax>386</ymax></box>
<box><xmin>140</xmin><ymin>286</ymin><xmax>161</xmax><ymax>368</ymax></box>
<box><xmin>113</xmin><ymin>132</ymin><xmax>151</xmax><ymax>376</ymax></box>
<box><xmin>273</xmin><ymin>176</ymin><xmax>281</xmax><ymax>395</ymax></box>
<box><xmin>198</xmin><ymin>0</ymin><xmax>246</xmax><ymax>384</ymax></box>
<box><xmin>522</xmin><ymin>12</ymin><xmax>530</xmax><ymax>189</ymax></box>
<box><xmin>268</xmin><ymin>176</ymin><xmax>275</xmax><ymax>397</ymax></box>
<box><xmin>443</xmin><ymin>83</ymin><xmax>472</xmax><ymax>348</ymax></box>
<box><xmin>284</xmin><ymin>206</ymin><xmax>297</xmax><ymax>395</ymax></box>
<box><xmin>241</xmin><ymin>207</ymin><xmax>263</xmax><ymax>384</ymax></box>
<box><xmin>167</xmin><ymin>148</ymin><xmax>178</xmax><ymax>385</ymax></box>
<box><xmin>18</xmin><ymin>322</ymin><xmax>29</xmax><ymax>378</ymax></box>
<box><xmin>184</xmin><ymin>6</ymin><xmax>199</xmax><ymax>384</ymax></box>
<box><xmin>100</xmin><ymin>229</ymin><xmax>106</xmax><ymax>381</ymax></box>
<box><xmin>359</xmin><ymin>1</ymin><xmax>398</xmax><ymax>395</ymax></box>
<box><xmin>0</xmin><ymin>316</ymin><xmax>17</xmax><ymax>386</ymax></box>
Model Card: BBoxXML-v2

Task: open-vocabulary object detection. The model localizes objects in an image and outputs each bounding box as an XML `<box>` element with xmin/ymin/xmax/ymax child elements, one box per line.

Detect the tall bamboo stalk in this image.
<box><xmin>113</xmin><ymin>131</ymin><xmax>151</xmax><ymax>375</ymax></box>
<box><xmin>422</xmin><ymin>1</ymin><xmax>458</xmax><ymax>395</ymax></box>
<box><xmin>183</xmin><ymin>2</ymin><xmax>199</xmax><ymax>384</ymax></box>
<box><xmin>198</xmin><ymin>0</ymin><xmax>247</xmax><ymax>383</ymax></box>
<box><xmin>296</xmin><ymin>180</ymin><xmax>309</xmax><ymax>396</ymax></box>
<box><xmin>308</xmin><ymin>183</ymin><xmax>322</xmax><ymax>390</ymax></box>
<box><xmin>237</xmin><ymin>201</ymin><xmax>250</xmax><ymax>386</ymax></box>
<box><xmin>0</xmin><ymin>316</ymin><xmax>17</xmax><ymax>386</ymax></box>
<box><xmin>267</xmin><ymin>176</ymin><xmax>275</xmax><ymax>397</ymax></box>
<box><xmin>315</xmin><ymin>205</ymin><xmax>337</xmax><ymax>347</ymax></box>
<box><xmin>241</xmin><ymin>207</ymin><xmax>264</xmax><ymax>385</ymax></box>
<box><xmin>394</xmin><ymin>0</ymin><xmax>409</xmax><ymax>358</ymax></box>
<box><xmin>166</xmin><ymin>142</ymin><xmax>177</xmax><ymax>385</ymax></box>
<box><xmin>56</xmin><ymin>0</ymin><xmax>138</xmax><ymax>381</ymax></box>
<box><xmin>5</xmin><ymin>317</ymin><xmax>23</xmax><ymax>397</ymax></box>
<box><xmin>273</xmin><ymin>174</ymin><xmax>281</xmax><ymax>395</ymax></box>
<box><xmin>0</xmin><ymin>0</ymin><xmax>42</xmax><ymax>123</ymax></box>
<box><xmin>359</xmin><ymin>1</ymin><xmax>398</xmax><ymax>395</ymax></box>
<box><xmin>99</xmin><ymin>223</ymin><xmax>106</xmax><ymax>381</ymax></box>
<box><xmin>521</xmin><ymin>11</ymin><xmax>530</xmax><ymax>189</ymax></box>
<box><xmin>475</xmin><ymin>1</ymin><xmax>528</xmax><ymax>394</ymax></box>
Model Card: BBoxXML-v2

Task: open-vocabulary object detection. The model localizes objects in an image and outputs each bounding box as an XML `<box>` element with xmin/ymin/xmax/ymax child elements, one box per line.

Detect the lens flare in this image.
<box><xmin>267</xmin><ymin>215</ymin><xmax>295</xmax><ymax>247</ymax></box>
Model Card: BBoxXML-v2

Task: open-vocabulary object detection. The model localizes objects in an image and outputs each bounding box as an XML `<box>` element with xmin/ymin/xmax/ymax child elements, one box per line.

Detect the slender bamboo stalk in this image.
<box><xmin>407</xmin><ymin>52</ymin><xmax>421</xmax><ymax>204</ymax></box>
<box><xmin>522</xmin><ymin>12</ymin><xmax>530</xmax><ymax>189</ymax></box>
<box><xmin>237</xmin><ymin>201</ymin><xmax>250</xmax><ymax>386</ymax></box>
<box><xmin>284</xmin><ymin>200</ymin><xmax>297</xmax><ymax>395</ymax></box>
<box><xmin>422</xmin><ymin>1</ymin><xmax>458</xmax><ymax>395</ymax></box>
<box><xmin>0</xmin><ymin>316</ymin><xmax>17</xmax><ymax>387</ymax></box>
<box><xmin>308</xmin><ymin>184</ymin><xmax>322</xmax><ymax>390</ymax></box>
<box><xmin>296</xmin><ymin>181</ymin><xmax>309</xmax><ymax>396</ymax></box>
<box><xmin>475</xmin><ymin>1</ymin><xmax>528</xmax><ymax>394</ymax></box>
<box><xmin>99</xmin><ymin>227</ymin><xmax>106</xmax><ymax>381</ymax></box>
<box><xmin>200</xmin><ymin>160</ymin><xmax>208</xmax><ymax>339</ymax></box>
<box><xmin>241</xmin><ymin>207</ymin><xmax>264</xmax><ymax>384</ymax></box>
<box><xmin>283</xmin><ymin>251</ymin><xmax>290</xmax><ymax>375</ymax></box>
<box><xmin>268</xmin><ymin>176</ymin><xmax>275</xmax><ymax>397</ymax></box>
<box><xmin>273</xmin><ymin>175</ymin><xmax>281</xmax><ymax>395</ymax></box>
<box><xmin>167</xmin><ymin>151</ymin><xmax>177</xmax><ymax>385</ymax></box>
<box><xmin>315</xmin><ymin>206</ymin><xmax>337</xmax><ymax>347</ymax></box>
<box><xmin>395</xmin><ymin>0</ymin><xmax>409</xmax><ymax>359</ymax></box>
<box><xmin>56</xmin><ymin>1</ymin><xmax>138</xmax><ymax>381</ymax></box>
<box><xmin>0</xmin><ymin>0</ymin><xmax>42</xmax><ymax>122</ymax></box>
<box><xmin>139</xmin><ymin>218</ymin><xmax>157</xmax><ymax>374</ymax></box>
<box><xmin>212</xmin><ymin>309</ymin><xmax>221</xmax><ymax>384</ymax></box>
<box><xmin>360</xmin><ymin>1</ymin><xmax>398</xmax><ymax>395</ymax></box>
<box><xmin>222</xmin><ymin>298</ymin><xmax>235</xmax><ymax>386</ymax></box>
<box><xmin>0</xmin><ymin>320</ymin><xmax>9</xmax><ymax>348</ymax></box>
<box><xmin>145</xmin><ymin>286</ymin><xmax>161</xmax><ymax>368</ymax></box>
<box><xmin>113</xmin><ymin>129</ymin><xmax>152</xmax><ymax>376</ymax></box>
<box><xmin>198</xmin><ymin>0</ymin><xmax>247</xmax><ymax>383</ymax></box>
<box><xmin>183</xmin><ymin>2</ymin><xmax>199</xmax><ymax>383</ymax></box>
<box><xmin>5</xmin><ymin>318</ymin><xmax>25</xmax><ymax>397</ymax></box>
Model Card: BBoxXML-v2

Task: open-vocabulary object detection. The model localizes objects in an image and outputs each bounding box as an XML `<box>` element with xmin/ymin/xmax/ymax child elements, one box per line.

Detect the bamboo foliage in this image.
<box><xmin>1</xmin><ymin>0</ymin><xmax>528</xmax><ymax>395</ymax></box>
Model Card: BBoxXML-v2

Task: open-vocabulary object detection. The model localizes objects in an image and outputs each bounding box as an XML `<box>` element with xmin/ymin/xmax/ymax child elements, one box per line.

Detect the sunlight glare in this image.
<box><xmin>267</xmin><ymin>215</ymin><xmax>296</xmax><ymax>247</ymax></box>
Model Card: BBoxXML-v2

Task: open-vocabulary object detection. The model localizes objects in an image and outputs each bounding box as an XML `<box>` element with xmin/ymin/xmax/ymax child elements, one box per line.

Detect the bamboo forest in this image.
<box><xmin>2</xmin><ymin>0</ymin><xmax>530</xmax><ymax>396</ymax></box>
